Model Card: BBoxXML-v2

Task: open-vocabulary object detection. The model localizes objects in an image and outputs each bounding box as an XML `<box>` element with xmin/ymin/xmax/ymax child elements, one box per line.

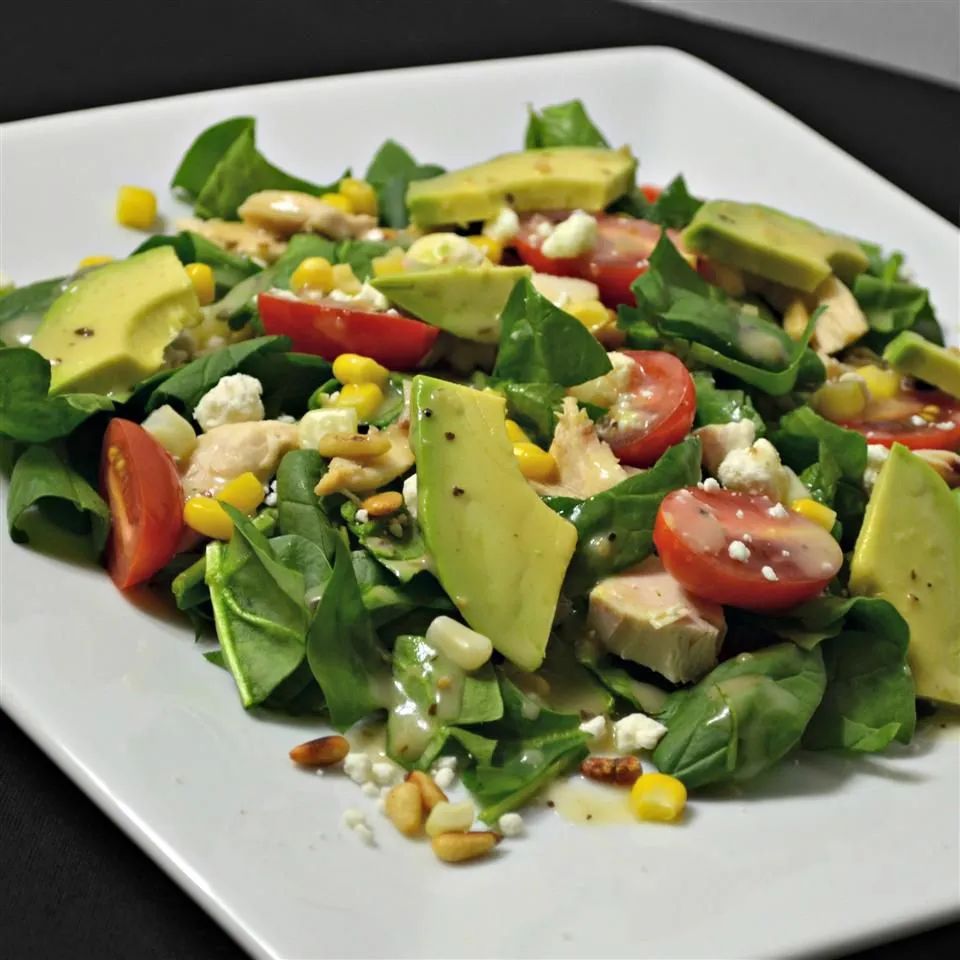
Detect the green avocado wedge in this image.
<box><xmin>883</xmin><ymin>331</ymin><xmax>960</xmax><ymax>398</ymax></box>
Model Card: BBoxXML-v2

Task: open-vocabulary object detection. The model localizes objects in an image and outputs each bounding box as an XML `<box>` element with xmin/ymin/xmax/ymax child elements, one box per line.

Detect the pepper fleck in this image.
<box><xmin>607</xmin><ymin>532</ymin><xmax>617</xmax><ymax>542</ymax></box>
<box><xmin>546</xmin><ymin>800</ymin><xmax>555</xmax><ymax>808</ymax></box>
<box><xmin>452</xmin><ymin>486</ymin><xmax>465</xmax><ymax>497</ymax></box>
<box><xmin>427</xmin><ymin>703</ymin><xmax>438</xmax><ymax>716</ymax></box>
<box><xmin>423</xmin><ymin>408</ymin><xmax>433</xmax><ymax>418</ymax></box>
<box><xmin>74</xmin><ymin>327</ymin><xmax>95</xmax><ymax>337</ymax></box>
<box><xmin>445</xmin><ymin>431</ymin><xmax>456</xmax><ymax>441</ymax></box>
<box><xmin>910</xmin><ymin>569</ymin><xmax>918</xmax><ymax>580</ymax></box>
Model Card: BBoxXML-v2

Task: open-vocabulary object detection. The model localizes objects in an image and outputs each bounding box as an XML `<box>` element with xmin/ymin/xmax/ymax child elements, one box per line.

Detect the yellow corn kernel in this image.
<box><xmin>790</xmin><ymin>497</ymin><xmax>837</xmax><ymax>532</ymax></box>
<box><xmin>218</xmin><ymin>471</ymin><xmax>266</xmax><ymax>514</ymax></box>
<box><xmin>331</xmin><ymin>263</ymin><xmax>361</xmax><ymax>294</ymax></box>
<box><xmin>77</xmin><ymin>254</ymin><xmax>114</xmax><ymax>270</ymax></box>
<box><xmin>565</xmin><ymin>299</ymin><xmax>610</xmax><ymax>334</ymax></box>
<box><xmin>184</xmin><ymin>262</ymin><xmax>215</xmax><ymax>305</ymax></box>
<box><xmin>629</xmin><ymin>773</ymin><xmax>687</xmax><ymax>823</ymax></box>
<box><xmin>338</xmin><ymin>178</ymin><xmax>378</xmax><ymax>217</ymax></box>
<box><xmin>513</xmin><ymin>442</ymin><xmax>557</xmax><ymax>482</ymax></box>
<box><xmin>920</xmin><ymin>404</ymin><xmax>941</xmax><ymax>422</ymax></box>
<box><xmin>290</xmin><ymin>256</ymin><xmax>334</xmax><ymax>295</ymax></box>
<box><xmin>115</xmin><ymin>185</ymin><xmax>157</xmax><ymax>229</ymax></box>
<box><xmin>783</xmin><ymin>298</ymin><xmax>811</xmax><ymax>342</ymax></box>
<box><xmin>332</xmin><ymin>352</ymin><xmax>389</xmax><ymax>387</ymax></box>
<box><xmin>813</xmin><ymin>379</ymin><xmax>868</xmax><ymax>422</ymax></box>
<box><xmin>504</xmin><ymin>419</ymin><xmax>529</xmax><ymax>443</ymax></box>
<box><xmin>856</xmin><ymin>364</ymin><xmax>901</xmax><ymax>401</ymax></box>
<box><xmin>372</xmin><ymin>250</ymin><xmax>407</xmax><ymax>278</ymax></box>
<box><xmin>335</xmin><ymin>382</ymin><xmax>384</xmax><ymax>421</ymax></box>
<box><xmin>183</xmin><ymin>497</ymin><xmax>234</xmax><ymax>540</ymax></box>
<box><xmin>466</xmin><ymin>235</ymin><xmax>503</xmax><ymax>264</ymax></box>
<box><xmin>319</xmin><ymin>192</ymin><xmax>353</xmax><ymax>213</ymax></box>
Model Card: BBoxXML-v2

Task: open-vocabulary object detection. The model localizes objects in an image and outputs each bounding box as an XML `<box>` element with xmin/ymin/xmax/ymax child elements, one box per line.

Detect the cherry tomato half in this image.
<box><xmin>599</xmin><ymin>350</ymin><xmax>696</xmax><ymax>468</ymax></box>
<box><xmin>654</xmin><ymin>487</ymin><xmax>843</xmax><ymax>612</ymax></box>
<box><xmin>840</xmin><ymin>389</ymin><xmax>960</xmax><ymax>451</ymax></box>
<box><xmin>513</xmin><ymin>213</ymin><xmax>687</xmax><ymax>306</ymax></box>
<box><xmin>100</xmin><ymin>419</ymin><xmax>183</xmax><ymax>590</ymax></box>
<box><xmin>258</xmin><ymin>293</ymin><xmax>440</xmax><ymax>369</ymax></box>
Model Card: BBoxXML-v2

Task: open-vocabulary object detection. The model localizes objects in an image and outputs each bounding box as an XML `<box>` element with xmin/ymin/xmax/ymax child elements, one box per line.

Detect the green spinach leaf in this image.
<box><xmin>134</xmin><ymin>231</ymin><xmax>260</xmax><ymax>294</ymax></box>
<box><xmin>524</xmin><ymin>100</ymin><xmax>609</xmax><ymax>148</ymax></box>
<box><xmin>853</xmin><ymin>274</ymin><xmax>944</xmax><ymax>348</ymax></box>
<box><xmin>365</xmin><ymin>140</ymin><xmax>444</xmax><ymax>229</ymax></box>
<box><xmin>275</xmin><ymin>449</ymin><xmax>341</xmax><ymax>557</ymax></box>
<box><xmin>342</xmin><ymin>500</ymin><xmax>431</xmax><ymax>581</ymax></box>
<box><xmin>691</xmin><ymin>371</ymin><xmax>766</xmax><ymax>436</ymax></box>
<box><xmin>349</xmin><ymin>549</ymin><xmax>453</xmax><ymax>627</ymax></box>
<box><xmin>0</xmin><ymin>276</ymin><xmax>65</xmax><ymax>347</ymax></box>
<box><xmin>611</xmin><ymin>175</ymin><xmax>703</xmax><ymax>230</ymax></box>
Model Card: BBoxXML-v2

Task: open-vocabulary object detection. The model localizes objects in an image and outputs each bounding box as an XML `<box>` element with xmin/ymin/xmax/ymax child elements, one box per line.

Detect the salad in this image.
<box><xmin>2</xmin><ymin>100</ymin><xmax>958</xmax><ymax>861</ymax></box>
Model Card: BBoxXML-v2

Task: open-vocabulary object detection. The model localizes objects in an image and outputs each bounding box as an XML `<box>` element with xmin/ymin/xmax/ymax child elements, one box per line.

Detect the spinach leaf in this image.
<box><xmin>611</xmin><ymin>175</ymin><xmax>703</xmax><ymax>230</ymax></box>
<box><xmin>270</xmin><ymin>234</ymin><xmax>340</xmax><ymax>288</ymax></box>
<box><xmin>6</xmin><ymin>444</ymin><xmax>110</xmax><ymax>551</ymax></box>
<box><xmin>0</xmin><ymin>347</ymin><xmax>113</xmax><ymax>443</ymax></box>
<box><xmin>365</xmin><ymin>140</ymin><xmax>444</xmax><ymax>229</ymax></box>
<box><xmin>349</xmin><ymin>549</ymin><xmax>453</xmax><ymax>627</ymax></box>
<box><xmin>172</xmin><ymin>116</ymin><xmax>256</xmax><ymax>200</ymax></box>
<box><xmin>247</xmin><ymin>351</ymin><xmax>333</xmax><ymax>419</ymax></box>
<box><xmin>205</xmin><ymin>506</ymin><xmax>308</xmax><ymax>707</ymax></box>
<box><xmin>853</xmin><ymin>274</ymin><xmax>944</xmax><ymax>348</ymax></box>
<box><xmin>524</xmin><ymin>100</ymin><xmax>609</xmax><ymax>148</ymax></box>
<box><xmin>134</xmin><ymin>231</ymin><xmax>260</xmax><ymax>294</ymax></box>
<box><xmin>0</xmin><ymin>276</ymin><xmax>65</xmax><ymax>347</ymax></box>
<box><xmin>545</xmin><ymin>436</ymin><xmax>702</xmax><ymax>595</ymax></box>
<box><xmin>145</xmin><ymin>336</ymin><xmax>289</xmax><ymax>414</ymax></box>
<box><xmin>275</xmin><ymin>449</ymin><xmax>340</xmax><ymax>557</ymax></box>
<box><xmin>653</xmin><ymin>643</ymin><xmax>826</xmax><ymax>788</ymax></box>
<box><xmin>859</xmin><ymin>241</ymin><xmax>905</xmax><ymax>282</ymax></box>
<box><xmin>342</xmin><ymin>500</ymin><xmax>431</xmax><ymax>581</ymax></box>
<box><xmin>388</xmin><ymin>633</ymin><xmax>503</xmax><ymax>767</ymax></box>
<box><xmin>691</xmin><ymin>370</ymin><xmax>765</xmax><ymax>436</ymax></box>
<box><xmin>335</xmin><ymin>239</ymin><xmax>394</xmax><ymax>282</ymax></box>
<box><xmin>494</xmin><ymin>381</ymin><xmax>566</xmax><ymax>448</ymax></box>
<box><xmin>574</xmin><ymin>636</ymin><xmax>670</xmax><ymax>714</ymax></box>
<box><xmin>493</xmin><ymin>277</ymin><xmax>611</xmax><ymax>386</ymax></box>
<box><xmin>305</xmin><ymin>538</ymin><xmax>391</xmax><ymax>730</ymax></box>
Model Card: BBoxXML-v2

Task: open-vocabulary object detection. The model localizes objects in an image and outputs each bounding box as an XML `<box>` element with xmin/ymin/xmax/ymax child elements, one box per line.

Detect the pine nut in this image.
<box><xmin>384</xmin><ymin>781</ymin><xmax>423</xmax><ymax>837</ymax></box>
<box><xmin>431</xmin><ymin>831</ymin><xmax>500</xmax><ymax>863</ymax></box>
<box><xmin>288</xmin><ymin>735</ymin><xmax>350</xmax><ymax>767</ymax></box>
<box><xmin>316</xmin><ymin>432</ymin><xmax>391</xmax><ymax>459</ymax></box>
<box><xmin>425</xmin><ymin>800</ymin><xmax>475</xmax><ymax>837</ymax></box>
<box><xmin>406</xmin><ymin>770</ymin><xmax>448</xmax><ymax>811</ymax></box>
<box><xmin>361</xmin><ymin>490</ymin><xmax>404</xmax><ymax>517</ymax></box>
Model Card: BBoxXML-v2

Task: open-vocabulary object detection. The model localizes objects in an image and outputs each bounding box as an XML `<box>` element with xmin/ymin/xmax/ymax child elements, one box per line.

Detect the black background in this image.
<box><xmin>1</xmin><ymin>1</ymin><xmax>958</xmax><ymax>958</ymax></box>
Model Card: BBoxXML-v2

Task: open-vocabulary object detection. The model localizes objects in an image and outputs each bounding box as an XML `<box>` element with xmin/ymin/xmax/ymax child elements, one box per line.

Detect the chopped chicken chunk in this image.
<box><xmin>180</xmin><ymin>420</ymin><xmax>299</xmax><ymax>499</ymax></box>
<box><xmin>587</xmin><ymin>556</ymin><xmax>726</xmax><ymax>684</ymax></box>
<box><xmin>314</xmin><ymin>422</ymin><xmax>414</xmax><ymax>496</ymax></box>
<box><xmin>238</xmin><ymin>190</ymin><xmax>376</xmax><ymax>240</ymax></box>
<box><xmin>176</xmin><ymin>217</ymin><xmax>287</xmax><ymax>264</ymax></box>
<box><xmin>914</xmin><ymin>449</ymin><xmax>960</xmax><ymax>487</ymax></box>
<box><xmin>694</xmin><ymin>420</ymin><xmax>756</xmax><ymax>476</ymax></box>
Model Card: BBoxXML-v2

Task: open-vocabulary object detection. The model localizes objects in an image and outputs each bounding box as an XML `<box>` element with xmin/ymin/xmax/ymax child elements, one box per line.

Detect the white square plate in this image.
<box><xmin>2</xmin><ymin>47</ymin><xmax>958</xmax><ymax>960</ymax></box>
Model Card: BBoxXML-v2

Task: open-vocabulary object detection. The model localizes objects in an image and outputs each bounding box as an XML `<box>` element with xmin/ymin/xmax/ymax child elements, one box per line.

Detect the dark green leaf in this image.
<box><xmin>133</xmin><ymin>231</ymin><xmax>260</xmax><ymax>294</ymax></box>
<box><xmin>775</xmin><ymin>406</ymin><xmax>867</xmax><ymax>487</ymax></box>
<box><xmin>610</xmin><ymin>175</ymin><xmax>703</xmax><ymax>230</ymax></box>
<box><xmin>247</xmin><ymin>351</ymin><xmax>333</xmax><ymax>419</ymax></box>
<box><xmin>524</xmin><ymin>100</ymin><xmax>609</xmax><ymax>148</ymax></box>
<box><xmin>349</xmin><ymin>549</ymin><xmax>453</xmax><ymax>627</ymax></box>
<box><xmin>342</xmin><ymin>500</ymin><xmax>431</xmax><ymax>581</ymax></box>
<box><xmin>275</xmin><ymin>449</ymin><xmax>341</xmax><ymax>557</ymax></box>
<box><xmin>365</xmin><ymin>139</ymin><xmax>444</xmax><ymax>229</ymax></box>
<box><xmin>335</xmin><ymin>239</ymin><xmax>394</xmax><ymax>282</ymax></box>
<box><xmin>853</xmin><ymin>274</ymin><xmax>944</xmax><ymax>348</ymax></box>
<box><xmin>691</xmin><ymin>371</ymin><xmax>766</xmax><ymax>436</ymax></box>
<box><xmin>0</xmin><ymin>276</ymin><xmax>65</xmax><ymax>347</ymax></box>
<box><xmin>171</xmin><ymin>116</ymin><xmax>255</xmax><ymax>199</ymax></box>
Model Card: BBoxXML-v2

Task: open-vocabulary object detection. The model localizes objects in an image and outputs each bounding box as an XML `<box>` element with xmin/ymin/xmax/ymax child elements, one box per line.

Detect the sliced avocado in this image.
<box><xmin>884</xmin><ymin>331</ymin><xmax>960</xmax><ymax>398</ymax></box>
<box><xmin>406</xmin><ymin>146</ymin><xmax>637</xmax><ymax>229</ymax></box>
<box><xmin>850</xmin><ymin>443</ymin><xmax>960</xmax><ymax>706</ymax></box>
<box><xmin>31</xmin><ymin>247</ymin><xmax>199</xmax><ymax>396</ymax></box>
<box><xmin>410</xmin><ymin>376</ymin><xmax>577</xmax><ymax>671</ymax></box>
<box><xmin>682</xmin><ymin>200</ymin><xmax>869</xmax><ymax>293</ymax></box>
<box><xmin>373</xmin><ymin>264</ymin><xmax>530</xmax><ymax>343</ymax></box>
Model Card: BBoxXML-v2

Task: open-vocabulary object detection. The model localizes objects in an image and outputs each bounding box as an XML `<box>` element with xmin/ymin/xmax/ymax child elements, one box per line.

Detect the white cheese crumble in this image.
<box><xmin>717</xmin><ymin>439</ymin><xmax>789</xmax><ymax>501</ymax></box>
<box><xmin>567</xmin><ymin>351</ymin><xmax>636</xmax><ymax>408</ymax></box>
<box><xmin>343</xmin><ymin>753</ymin><xmax>372</xmax><ymax>785</ymax></box>
<box><xmin>371</xmin><ymin>760</ymin><xmax>402</xmax><ymax>787</ymax></box>
<box><xmin>863</xmin><ymin>443</ymin><xmax>890</xmax><ymax>493</ymax></box>
<box><xmin>701</xmin><ymin>477</ymin><xmax>721</xmax><ymax>492</ymax></box>
<box><xmin>402</xmin><ymin>473</ymin><xmax>419</xmax><ymax>520</ymax></box>
<box><xmin>264</xmin><ymin>479</ymin><xmax>278</xmax><ymax>507</ymax></box>
<box><xmin>327</xmin><ymin>282</ymin><xmax>390</xmax><ymax>312</ymax></box>
<box><xmin>355</xmin><ymin>508</ymin><xmax>369</xmax><ymax>524</ymax></box>
<box><xmin>433</xmin><ymin>767</ymin><xmax>456</xmax><ymax>790</ymax></box>
<box><xmin>768</xmin><ymin>502</ymin><xmax>789</xmax><ymax>518</ymax></box>
<box><xmin>483</xmin><ymin>206</ymin><xmax>520</xmax><ymax>243</ymax></box>
<box><xmin>613</xmin><ymin>713</ymin><xmax>668</xmax><ymax>752</ymax></box>
<box><xmin>406</xmin><ymin>232</ymin><xmax>485</xmax><ymax>269</ymax></box>
<box><xmin>342</xmin><ymin>808</ymin><xmax>375</xmax><ymax>845</ymax></box>
<box><xmin>192</xmin><ymin>373</ymin><xmax>265</xmax><ymax>432</ymax></box>
<box><xmin>498</xmin><ymin>812</ymin><xmax>525</xmax><ymax>837</ymax></box>
<box><xmin>761</xmin><ymin>565</ymin><xmax>779</xmax><ymax>582</ymax></box>
<box><xmin>735</xmin><ymin>509</ymin><xmax>745</xmax><ymax>519</ymax></box>
<box><xmin>728</xmin><ymin>540</ymin><xmax>751</xmax><ymax>563</ymax></box>
<box><xmin>433</xmin><ymin>755</ymin><xmax>458</xmax><ymax>771</ymax></box>
<box><xmin>540</xmin><ymin>210</ymin><xmax>598</xmax><ymax>259</ymax></box>
<box><xmin>360</xmin><ymin>781</ymin><xmax>380</xmax><ymax>798</ymax></box>
<box><xmin>578</xmin><ymin>716</ymin><xmax>608</xmax><ymax>741</ymax></box>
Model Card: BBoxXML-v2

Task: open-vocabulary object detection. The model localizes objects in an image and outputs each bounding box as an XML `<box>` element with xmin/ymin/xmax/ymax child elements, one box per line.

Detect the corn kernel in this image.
<box><xmin>466</xmin><ymin>235</ymin><xmax>503</xmax><ymax>264</ymax></box>
<box><xmin>183</xmin><ymin>497</ymin><xmax>234</xmax><ymax>540</ymax></box>
<box><xmin>218</xmin><ymin>471</ymin><xmax>266</xmax><ymax>514</ymax></box>
<box><xmin>790</xmin><ymin>497</ymin><xmax>837</xmax><ymax>532</ymax></box>
<box><xmin>184</xmin><ymin>262</ymin><xmax>215</xmax><ymax>305</ymax></box>
<box><xmin>629</xmin><ymin>773</ymin><xmax>687</xmax><ymax>823</ymax></box>
<box><xmin>813</xmin><ymin>379</ymin><xmax>868</xmax><ymax>421</ymax></box>
<box><xmin>920</xmin><ymin>404</ymin><xmax>941</xmax><ymax>422</ymax></box>
<box><xmin>333</xmin><ymin>352</ymin><xmax>389</xmax><ymax>387</ymax></box>
<box><xmin>115</xmin><ymin>185</ymin><xmax>157</xmax><ymax>230</ymax></box>
<box><xmin>856</xmin><ymin>364</ymin><xmax>901</xmax><ymax>401</ymax></box>
<box><xmin>504</xmin><ymin>419</ymin><xmax>529</xmax><ymax>443</ymax></box>
<box><xmin>334</xmin><ymin>382</ymin><xmax>384</xmax><ymax>422</ymax></box>
<box><xmin>513</xmin><ymin>442</ymin><xmax>558</xmax><ymax>482</ymax></box>
<box><xmin>338</xmin><ymin>178</ymin><xmax>378</xmax><ymax>217</ymax></box>
<box><xmin>319</xmin><ymin>192</ymin><xmax>353</xmax><ymax>213</ymax></box>
<box><xmin>783</xmin><ymin>298</ymin><xmax>810</xmax><ymax>342</ymax></box>
<box><xmin>331</xmin><ymin>263</ymin><xmax>361</xmax><ymax>294</ymax></box>
<box><xmin>565</xmin><ymin>299</ymin><xmax>610</xmax><ymax>334</ymax></box>
<box><xmin>290</xmin><ymin>256</ymin><xmax>334</xmax><ymax>295</ymax></box>
<box><xmin>372</xmin><ymin>250</ymin><xmax>407</xmax><ymax>278</ymax></box>
<box><xmin>76</xmin><ymin>254</ymin><xmax>114</xmax><ymax>270</ymax></box>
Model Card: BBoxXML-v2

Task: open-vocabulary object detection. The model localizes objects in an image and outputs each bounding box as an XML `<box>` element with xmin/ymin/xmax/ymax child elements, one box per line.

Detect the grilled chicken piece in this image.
<box><xmin>314</xmin><ymin>422</ymin><xmax>414</xmax><ymax>496</ymax></box>
<box><xmin>238</xmin><ymin>190</ymin><xmax>376</xmax><ymax>240</ymax></box>
<box><xmin>176</xmin><ymin>217</ymin><xmax>287</xmax><ymax>264</ymax></box>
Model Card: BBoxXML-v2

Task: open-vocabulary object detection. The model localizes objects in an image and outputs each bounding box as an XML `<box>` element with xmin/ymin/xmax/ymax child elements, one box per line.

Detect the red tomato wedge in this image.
<box><xmin>100</xmin><ymin>419</ymin><xmax>183</xmax><ymax>590</ymax></box>
<box><xmin>513</xmin><ymin>213</ymin><xmax>687</xmax><ymax>306</ymax></box>
<box><xmin>598</xmin><ymin>350</ymin><xmax>696</xmax><ymax>468</ymax></box>
<box><xmin>258</xmin><ymin>293</ymin><xmax>440</xmax><ymax>368</ymax></box>
<box><xmin>654</xmin><ymin>487</ymin><xmax>843</xmax><ymax>612</ymax></box>
<box><xmin>839</xmin><ymin>390</ymin><xmax>960</xmax><ymax>451</ymax></box>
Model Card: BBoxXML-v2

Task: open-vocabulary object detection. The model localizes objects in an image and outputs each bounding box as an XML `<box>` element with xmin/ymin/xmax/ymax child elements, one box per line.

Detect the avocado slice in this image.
<box><xmin>850</xmin><ymin>443</ymin><xmax>960</xmax><ymax>706</ymax></box>
<box><xmin>373</xmin><ymin>264</ymin><xmax>530</xmax><ymax>343</ymax></box>
<box><xmin>682</xmin><ymin>200</ymin><xmax>869</xmax><ymax>293</ymax></box>
<box><xmin>884</xmin><ymin>331</ymin><xmax>960</xmax><ymax>398</ymax></box>
<box><xmin>406</xmin><ymin>146</ymin><xmax>636</xmax><ymax>229</ymax></box>
<box><xmin>410</xmin><ymin>376</ymin><xmax>577</xmax><ymax>671</ymax></box>
<box><xmin>31</xmin><ymin>247</ymin><xmax>199</xmax><ymax>396</ymax></box>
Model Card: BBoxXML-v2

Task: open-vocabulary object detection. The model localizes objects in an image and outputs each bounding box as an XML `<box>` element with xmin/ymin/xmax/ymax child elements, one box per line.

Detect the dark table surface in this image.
<box><xmin>1</xmin><ymin>2</ymin><xmax>958</xmax><ymax>958</ymax></box>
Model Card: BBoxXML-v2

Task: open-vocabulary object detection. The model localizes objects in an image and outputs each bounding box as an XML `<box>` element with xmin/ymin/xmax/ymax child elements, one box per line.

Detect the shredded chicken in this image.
<box><xmin>915</xmin><ymin>449</ymin><xmax>960</xmax><ymax>487</ymax></box>
<box><xmin>783</xmin><ymin>275</ymin><xmax>868</xmax><ymax>355</ymax></box>
<box><xmin>314</xmin><ymin>422</ymin><xmax>415</xmax><ymax>496</ymax></box>
<box><xmin>532</xmin><ymin>397</ymin><xmax>629</xmax><ymax>498</ymax></box>
<box><xmin>176</xmin><ymin>217</ymin><xmax>287</xmax><ymax>264</ymax></box>
<box><xmin>238</xmin><ymin>190</ymin><xmax>376</xmax><ymax>240</ymax></box>
<box><xmin>180</xmin><ymin>420</ymin><xmax>299</xmax><ymax>499</ymax></box>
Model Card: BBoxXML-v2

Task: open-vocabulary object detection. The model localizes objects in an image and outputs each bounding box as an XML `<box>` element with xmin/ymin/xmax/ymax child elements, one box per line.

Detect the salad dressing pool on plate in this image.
<box><xmin>544</xmin><ymin>778</ymin><xmax>633</xmax><ymax>825</ymax></box>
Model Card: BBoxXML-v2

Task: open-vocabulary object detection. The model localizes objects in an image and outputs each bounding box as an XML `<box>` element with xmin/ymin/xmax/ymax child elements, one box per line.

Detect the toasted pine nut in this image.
<box><xmin>425</xmin><ymin>800</ymin><xmax>475</xmax><ymax>837</ymax></box>
<box><xmin>406</xmin><ymin>770</ymin><xmax>447</xmax><ymax>811</ymax></box>
<box><xmin>361</xmin><ymin>490</ymin><xmax>404</xmax><ymax>517</ymax></box>
<box><xmin>580</xmin><ymin>755</ymin><xmax>642</xmax><ymax>786</ymax></box>
<box><xmin>316</xmin><ymin>433</ymin><xmax>391</xmax><ymax>459</ymax></box>
<box><xmin>384</xmin><ymin>781</ymin><xmax>423</xmax><ymax>837</ymax></box>
<box><xmin>431</xmin><ymin>831</ymin><xmax>500</xmax><ymax>863</ymax></box>
<box><xmin>288</xmin><ymin>735</ymin><xmax>350</xmax><ymax>767</ymax></box>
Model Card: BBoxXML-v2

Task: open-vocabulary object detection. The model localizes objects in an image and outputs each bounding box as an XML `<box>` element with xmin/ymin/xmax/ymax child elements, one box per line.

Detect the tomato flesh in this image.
<box><xmin>600</xmin><ymin>350</ymin><xmax>696</xmax><ymax>468</ymax></box>
<box><xmin>839</xmin><ymin>390</ymin><xmax>960</xmax><ymax>451</ymax></box>
<box><xmin>258</xmin><ymin>293</ymin><xmax>440</xmax><ymax>369</ymax></box>
<box><xmin>513</xmin><ymin>213</ymin><xmax>688</xmax><ymax>306</ymax></box>
<box><xmin>654</xmin><ymin>487</ymin><xmax>843</xmax><ymax>612</ymax></box>
<box><xmin>100</xmin><ymin>419</ymin><xmax>183</xmax><ymax>590</ymax></box>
